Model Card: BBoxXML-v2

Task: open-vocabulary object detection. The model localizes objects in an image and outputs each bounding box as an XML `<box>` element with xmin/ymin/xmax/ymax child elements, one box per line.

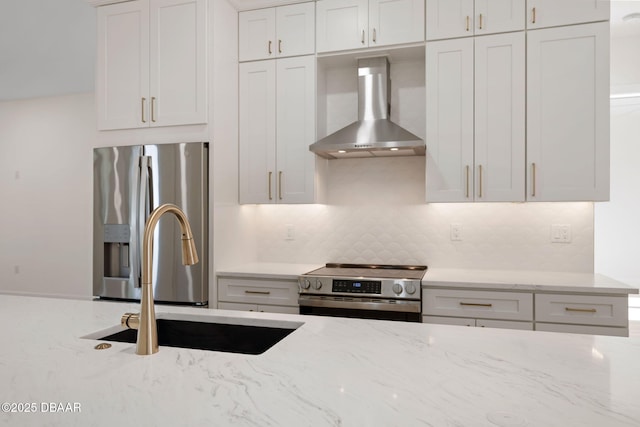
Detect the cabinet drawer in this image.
<box><xmin>218</xmin><ymin>277</ymin><xmax>299</xmax><ymax>306</ymax></box>
<box><xmin>535</xmin><ymin>294</ymin><xmax>628</xmax><ymax>327</ymax></box>
<box><xmin>535</xmin><ymin>322</ymin><xmax>628</xmax><ymax>337</ymax></box>
<box><xmin>423</xmin><ymin>289</ymin><xmax>533</xmax><ymax>321</ymax></box>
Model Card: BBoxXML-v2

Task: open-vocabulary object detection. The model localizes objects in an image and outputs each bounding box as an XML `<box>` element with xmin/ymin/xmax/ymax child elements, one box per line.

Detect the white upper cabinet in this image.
<box><xmin>239</xmin><ymin>56</ymin><xmax>316</xmax><ymax>204</ymax></box>
<box><xmin>426</xmin><ymin>0</ymin><xmax>525</xmax><ymax>41</ymax></box>
<box><xmin>316</xmin><ymin>0</ymin><xmax>424</xmax><ymax>53</ymax></box>
<box><xmin>426</xmin><ymin>32</ymin><xmax>525</xmax><ymax>202</ymax></box>
<box><xmin>239</xmin><ymin>2</ymin><xmax>315</xmax><ymax>62</ymax></box>
<box><xmin>97</xmin><ymin>0</ymin><xmax>207</xmax><ymax>130</ymax></box>
<box><xmin>526</xmin><ymin>0</ymin><xmax>610</xmax><ymax>29</ymax></box>
<box><xmin>526</xmin><ymin>22</ymin><xmax>609</xmax><ymax>201</ymax></box>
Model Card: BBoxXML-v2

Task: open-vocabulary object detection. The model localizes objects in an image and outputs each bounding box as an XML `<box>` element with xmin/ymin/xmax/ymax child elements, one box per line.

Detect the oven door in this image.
<box><xmin>298</xmin><ymin>295</ymin><xmax>422</xmax><ymax>322</ymax></box>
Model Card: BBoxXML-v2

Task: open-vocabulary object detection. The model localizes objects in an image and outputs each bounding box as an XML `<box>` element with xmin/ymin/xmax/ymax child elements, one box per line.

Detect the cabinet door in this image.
<box><xmin>97</xmin><ymin>0</ymin><xmax>150</xmax><ymax>130</ymax></box>
<box><xmin>276</xmin><ymin>2</ymin><xmax>315</xmax><ymax>57</ymax></box>
<box><xmin>149</xmin><ymin>0</ymin><xmax>207</xmax><ymax>127</ymax></box>
<box><xmin>527</xmin><ymin>22</ymin><xmax>609</xmax><ymax>201</ymax></box>
<box><xmin>426</xmin><ymin>0</ymin><xmax>474</xmax><ymax>40</ymax></box>
<box><xmin>425</xmin><ymin>39</ymin><xmax>474</xmax><ymax>202</ymax></box>
<box><xmin>239</xmin><ymin>8</ymin><xmax>276</xmax><ymax>61</ymax></box>
<box><xmin>369</xmin><ymin>0</ymin><xmax>425</xmax><ymax>47</ymax></box>
<box><xmin>526</xmin><ymin>0</ymin><xmax>609</xmax><ymax>29</ymax></box>
<box><xmin>316</xmin><ymin>0</ymin><xmax>368</xmax><ymax>52</ymax></box>
<box><xmin>474</xmin><ymin>32</ymin><xmax>525</xmax><ymax>202</ymax></box>
<box><xmin>239</xmin><ymin>61</ymin><xmax>277</xmax><ymax>204</ymax></box>
<box><xmin>475</xmin><ymin>0</ymin><xmax>525</xmax><ymax>34</ymax></box>
<box><xmin>276</xmin><ymin>56</ymin><xmax>316</xmax><ymax>203</ymax></box>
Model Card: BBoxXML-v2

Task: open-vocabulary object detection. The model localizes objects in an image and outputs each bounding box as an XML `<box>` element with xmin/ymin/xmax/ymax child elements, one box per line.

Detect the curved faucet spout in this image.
<box><xmin>134</xmin><ymin>203</ymin><xmax>199</xmax><ymax>355</ymax></box>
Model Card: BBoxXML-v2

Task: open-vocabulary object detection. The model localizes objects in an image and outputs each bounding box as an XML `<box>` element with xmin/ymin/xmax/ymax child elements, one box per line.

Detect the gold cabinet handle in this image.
<box><xmin>268</xmin><ymin>171</ymin><xmax>273</xmax><ymax>200</ymax></box>
<box><xmin>361</xmin><ymin>29</ymin><xmax>365</xmax><ymax>44</ymax></box>
<box><xmin>151</xmin><ymin>97</ymin><xmax>156</xmax><ymax>123</ymax></box>
<box><xmin>245</xmin><ymin>290</ymin><xmax>271</xmax><ymax>295</ymax></box>
<box><xmin>532</xmin><ymin>7</ymin><xmax>536</xmax><ymax>24</ymax></box>
<box><xmin>372</xmin><ymin>28</ymin><xmax>377</xmax><ymax>43</ymax></box>
<box><xmin>278</xmin><ymin>171</ymin><xmax>283</xmax><ymax>200</ymax></box>
<box><xmin>478</xmin><ymin>164</ymin><xmax>483</xmax><ymax>198</ymax></box>
<box><xmin>141</xmin><ymin>97</ymin><xmax>146</xmax><ymax>123</ymax></box>
<box><xmin>460</xmin><ymin>302</ymin><xmax>493</xmax><ymax>308</ymax></box>
<box><xmin>565</xmin><ymin>307</ymin><xmax>597</xmax><ymax>313</ymax></box>
<box><xmin>479</xmin><ymin>13</ymin><xmax>483</xmax><ymax>30</ymax></box>
<box><xmin>466</xmin><ymin>16</ymin><xmax>470</xmax><ymax>31</ymax></box>
<box><xmin>465</xmin><ymin>165</ymin><xmax>470</xmax><ymax>198</ymax></box>
<box><xmin>268</xmin><ymin>40</ymin><xmax>272</xmax><ymax>55</ymax></box>
<box><xmin>531</xmin><ymin>162</ymin><xmax>537</xmax><ymax>197</ymax></box>
<box><xmin>278</xmin><ymin>39</ymin><xmax>282</xmax><ymax>54</ymax></box>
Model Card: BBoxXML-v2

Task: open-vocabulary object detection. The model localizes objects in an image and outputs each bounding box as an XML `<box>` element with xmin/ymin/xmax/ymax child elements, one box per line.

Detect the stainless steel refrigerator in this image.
<box><xmin>93</xmin><ymin>142</ymin><xmax>208</xmax><ymax>306</ymax></box>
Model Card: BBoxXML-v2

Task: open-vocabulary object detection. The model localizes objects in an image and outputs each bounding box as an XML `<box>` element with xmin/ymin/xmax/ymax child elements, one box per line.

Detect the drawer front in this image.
<box><xmin>218</xmin><ymin>277</ymin><xmax>299</xmax><ymax>306</ymax></box>
<box><xmin>423</xmin><ymin>289</ymin><xmax>533</xmax><ymax>321</ymax></box>
<box><xmin>535</xmin><ymin>322</ymin><xmax>628</xmax><ymax>337</ymax></box>
<box><xmin>218</xmin><ymin>301</ymin><xmax>258</xmax><ymax>312</ymax></box>
<box><xmin>535</xmin><ymin>294</ymin><xmax>628</xmax><ymax>327</ymax></box>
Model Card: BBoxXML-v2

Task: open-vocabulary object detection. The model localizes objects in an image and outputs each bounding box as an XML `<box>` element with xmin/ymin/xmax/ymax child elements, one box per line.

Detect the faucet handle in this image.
<box><xmin>121</xmin><ymin>313</ymin><xmax>140</xmax><ymax>330</ymax></box>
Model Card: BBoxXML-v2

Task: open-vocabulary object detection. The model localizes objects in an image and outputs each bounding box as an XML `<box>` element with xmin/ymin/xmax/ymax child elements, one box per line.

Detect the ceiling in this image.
<box><xmin>0</xmin><ymin>0</ymin><xmax>638</xmax><ymax>102</ymax></box>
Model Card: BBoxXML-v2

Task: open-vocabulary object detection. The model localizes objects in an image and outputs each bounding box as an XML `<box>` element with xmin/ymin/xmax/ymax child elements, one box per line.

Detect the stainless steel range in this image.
<box><xmin>298</xmin><ymin>263</ymin><xmax>427</xmax><ymax>322</ymax></box>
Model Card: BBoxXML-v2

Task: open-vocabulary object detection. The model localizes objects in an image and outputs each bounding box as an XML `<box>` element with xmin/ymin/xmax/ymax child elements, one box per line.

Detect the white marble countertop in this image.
<box><xmin>215</xmin><ymin>263</ymin><xmax>639</xmax><ymax>295</ymax></box>
<box><xmin>1</xmin><ymin>294</ymin><xmax>640</xmax><ymax>426</ymax></box>
<box><xmin>216</xmin><ymin>262</ymin><xmax>323</xmax><ymax>280</ymax></box>
<box><xmin>424</xmin><ymin>268</ymin><xmax>640</xmax><ymax>294</ymax></box>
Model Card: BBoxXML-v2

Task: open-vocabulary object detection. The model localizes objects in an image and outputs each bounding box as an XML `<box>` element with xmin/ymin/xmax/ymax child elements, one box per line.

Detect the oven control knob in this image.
<box><xmin>405</xmin><ymin>283</ymin><xmax>417</xmax><ymax>295</ymax></box>
<box><xmin>300</xmin><ymin>279</ymin><xmax>311</xmax><ymax>290</ymax></box>
<box><xmin>392</xmin><ymin>283</ymin><xmax>403</xmax><ymax>295</ymax></box>
<box><xmin>313</xmin><ymin>279</ymin><xmax>323</xmax><ymax>290</ymax></box>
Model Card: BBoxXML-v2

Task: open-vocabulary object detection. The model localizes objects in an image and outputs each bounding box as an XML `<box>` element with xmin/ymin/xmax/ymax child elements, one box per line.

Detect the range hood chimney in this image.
<box><xmin>310</xmin><ymin>56</ymin><xmax>425</xmax><ymax>160</ymax></box>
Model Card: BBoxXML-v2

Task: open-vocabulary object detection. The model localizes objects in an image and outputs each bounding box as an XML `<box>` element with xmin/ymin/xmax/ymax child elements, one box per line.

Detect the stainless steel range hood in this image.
<box><xmin>310</xmin><ymin>56</ymin><xmax>425</xmax><ymax>160</ymax></box>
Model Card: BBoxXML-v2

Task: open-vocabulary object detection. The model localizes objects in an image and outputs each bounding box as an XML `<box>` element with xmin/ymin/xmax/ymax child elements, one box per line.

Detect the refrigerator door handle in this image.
<box><xmin>135</xmin><ymin>156</ymin><xmax>153</xmax><ymax>288</ymax></box>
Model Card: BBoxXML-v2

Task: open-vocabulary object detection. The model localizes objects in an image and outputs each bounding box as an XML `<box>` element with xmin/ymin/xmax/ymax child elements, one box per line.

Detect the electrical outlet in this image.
<box><xmin>551</xmin><ymin>224</ymin><xmax>571</xmax><ymax>243</ymax></box>
<box><xmin>285</xmin><ymin>224</ymin><xmax>295</xmax><ymax>241</ymax></box>
<box><xmin>450</xmin><ymin>223</ymin><xmax>462</xmax><ymax>241</ymax></box>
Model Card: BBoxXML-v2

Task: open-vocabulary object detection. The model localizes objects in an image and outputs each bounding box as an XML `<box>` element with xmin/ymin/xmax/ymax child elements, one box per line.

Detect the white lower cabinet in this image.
<box><xmin>535</xmin><ymin>293</ymin><xmax>629</xmax><ymax>335</ymax></box>
<box><xmin>217</xmin><ymin>276</ymin><xmax>299</xmax><ymax>314</ymax></box>
<box><xmin>423</xmin><ymin>289</ymin><xmax>534</xmax><ymax>321</ymax></box>
<box><xmin>423</xmin><ymin>288</ymin><xmax>631</xmax><ymax>336</ymax></box>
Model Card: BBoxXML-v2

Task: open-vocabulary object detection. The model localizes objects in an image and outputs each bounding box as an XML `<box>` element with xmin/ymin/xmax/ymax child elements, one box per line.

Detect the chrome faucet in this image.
<box><xmin>121</xmin><ymin>203</ymin><xmax>199</xmax><ymax>355</ymax></box>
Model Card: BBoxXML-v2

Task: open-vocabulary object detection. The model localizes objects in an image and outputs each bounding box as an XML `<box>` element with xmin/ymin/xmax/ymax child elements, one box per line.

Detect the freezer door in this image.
<box><xmin>143</xmin><ymin>142</ymin><xmax>208</xmax><ymax>304</ymax></box>
<box><xmin>93</xmin><ymin>145</ymin><xmax>143</xmax><ymax>300</ymax></box>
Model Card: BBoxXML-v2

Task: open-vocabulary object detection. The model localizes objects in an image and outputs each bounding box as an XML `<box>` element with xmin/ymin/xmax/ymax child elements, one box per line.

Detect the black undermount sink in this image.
<box><xmin>86</xmin><ymin>314</ymin><xmax>302</xmax><ymax>355</ymax></box>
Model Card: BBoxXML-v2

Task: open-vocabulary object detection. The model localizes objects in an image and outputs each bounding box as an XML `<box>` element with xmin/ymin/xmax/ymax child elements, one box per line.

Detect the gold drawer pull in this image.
<box><xmin>565</xmin><ymin>307</ymin><xmax>596</xmax><ymax>313</ymax></box>
<box><xmin>460</xmin><ymin>302</ymin><xmax>492</xmax><ymax>308</ymax></box>
<box><xmin>245</xmin><ymin>290</ymin><xmax>271</xmax><ymax>295</ymax></box>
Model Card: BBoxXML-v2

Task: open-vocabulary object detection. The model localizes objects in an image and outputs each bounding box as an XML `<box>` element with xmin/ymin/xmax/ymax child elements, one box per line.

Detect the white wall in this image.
<box><xmin>595</xmin><ymin>102</ymin><xmax>640</xmax><ymax>287</ymax></box>
<box><xmin>0</xmin><ymin>93</ymin><xmax>96</xmax><ymax>298</ymax></box>
<box><xmin>249</xmin><ymin>156</ymin><xmax>594</xmax><ymax>272</ymax></box>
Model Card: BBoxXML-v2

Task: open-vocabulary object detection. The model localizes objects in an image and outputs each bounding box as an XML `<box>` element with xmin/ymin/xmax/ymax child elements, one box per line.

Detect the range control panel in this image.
<box><xmin>332</xmin><ymin>280</ymin><xmax>381</xmax><ymax>294</ymax></box>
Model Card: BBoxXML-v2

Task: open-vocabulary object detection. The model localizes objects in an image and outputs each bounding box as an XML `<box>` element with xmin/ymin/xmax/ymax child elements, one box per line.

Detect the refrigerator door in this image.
<box><xmin>93</xmin><ymin>145</ymin><xmax>144</xmax><ymax>300</ymax></box>
<box><xmin>143</xmin><ymin>142</ymin><xmax>208</xmax><ymax>304</ymax></box>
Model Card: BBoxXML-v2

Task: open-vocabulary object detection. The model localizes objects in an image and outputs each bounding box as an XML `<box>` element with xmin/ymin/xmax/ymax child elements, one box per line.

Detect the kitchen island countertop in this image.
<box><xmin>1</xmin><ymin>293</ymin><xmax>639</xmax><ymax>426</ymax></box>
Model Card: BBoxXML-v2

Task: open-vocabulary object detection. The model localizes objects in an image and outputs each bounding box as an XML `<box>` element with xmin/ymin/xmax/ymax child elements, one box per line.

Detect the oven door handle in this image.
<box><xmin>298</xmin><ymin>295</ymin><xmax>421</xmax><ymax>313</ymax></box>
